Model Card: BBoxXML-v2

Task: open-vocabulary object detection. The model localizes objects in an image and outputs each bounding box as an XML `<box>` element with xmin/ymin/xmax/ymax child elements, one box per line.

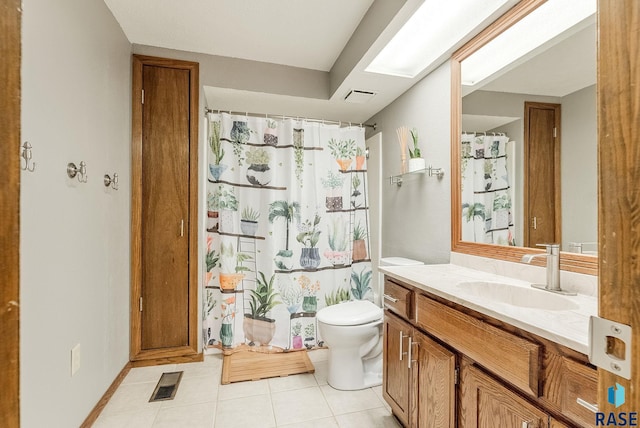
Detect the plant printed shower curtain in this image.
<box><xmin>203</xmin><ymin>112</ymin><xmax>372</xmax><ymax>353</ymax></box>
<box><xmin>460</xmin><ymin>133</ymin><xmax>515</xmax><ymax>246</ymax></box>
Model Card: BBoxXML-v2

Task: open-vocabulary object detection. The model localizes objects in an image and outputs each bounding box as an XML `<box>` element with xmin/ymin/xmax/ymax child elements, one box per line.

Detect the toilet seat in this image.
<box><xmin>317</xmin><ymin>300</ymin><xmax>382</xmax><ymax>326</ymax></box>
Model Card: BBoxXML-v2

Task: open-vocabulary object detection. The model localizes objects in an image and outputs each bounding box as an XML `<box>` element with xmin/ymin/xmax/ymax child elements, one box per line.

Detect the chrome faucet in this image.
<box><xmin>521</xmin><ymin>244</ymin><xmax>576</xmax><ymax>296</ymax></box>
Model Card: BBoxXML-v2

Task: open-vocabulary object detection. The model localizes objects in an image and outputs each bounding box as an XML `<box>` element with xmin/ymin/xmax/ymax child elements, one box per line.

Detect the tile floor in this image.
<box><xmin>93</xmin><ymin>349</ymin><xmax>401</xmax><ymax>428</ymax></box>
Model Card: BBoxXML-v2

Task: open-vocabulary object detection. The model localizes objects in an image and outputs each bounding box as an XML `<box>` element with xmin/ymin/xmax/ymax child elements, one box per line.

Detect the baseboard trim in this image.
<box><xmin>80</xmin><ymin>362</ymin><xmax>132</xmax><ymax>428</ymax></box>
<box><xmin>130</xmin><ymin>352</ymin><xmax>204</xmax><ymax>368</ymax></box>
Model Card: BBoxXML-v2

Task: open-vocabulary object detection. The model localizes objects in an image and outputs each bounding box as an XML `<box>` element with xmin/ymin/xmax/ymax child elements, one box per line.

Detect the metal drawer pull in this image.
<box><xmin>383</xmin><ymin>294</ymin><xmax>398</xmax><ymax>303</ymax></box>
<box><xmin>399</xmin><ymin>331</ymin><xmax>405</xmax><ymax>361</ymax></box>
<box><xmin>577</xmin><ymin>397</ymin><xmax>598</xmax><ymax>413</ymax></box>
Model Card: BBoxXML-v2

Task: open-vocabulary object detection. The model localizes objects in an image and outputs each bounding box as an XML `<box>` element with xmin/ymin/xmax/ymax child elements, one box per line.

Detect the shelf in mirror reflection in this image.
<box><xmin>389</xmin><ymin>166</ymin><xmax>444</xmax><ymax>187</ymax></box>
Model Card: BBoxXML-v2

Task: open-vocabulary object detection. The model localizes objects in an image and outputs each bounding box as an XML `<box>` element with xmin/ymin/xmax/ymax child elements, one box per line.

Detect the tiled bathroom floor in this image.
<box><xmin>93</xmin><ymin>349</ymin><xmax>401</xmax><ymax>428</ymax></box>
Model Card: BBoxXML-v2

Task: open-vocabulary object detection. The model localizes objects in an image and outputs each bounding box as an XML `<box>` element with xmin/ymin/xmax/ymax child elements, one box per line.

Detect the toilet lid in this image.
<box><xmin>317</xmin><ymin>300</ymin><xmax>383</xmax><ymax>326</ymax></box>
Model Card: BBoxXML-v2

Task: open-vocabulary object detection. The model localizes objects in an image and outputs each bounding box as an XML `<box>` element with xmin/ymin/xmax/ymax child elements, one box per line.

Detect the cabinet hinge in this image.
<box><xmin>454</xmin><ymin>367</ymin><xmax>459</xmax><ymax>385</ymax></box>
<box><xmin>139</xmin><ymin>297</ymin><xmax>143</xmax><ymax>312</ymax></box>
<box><xmin>141</xmin><ymin>89</ymin><xmax>145</xmax><ymax>104</ymax></box>
<box><xmin>553</xmin><ymin>127</ymin><xmax>557</xmax><ymax>138</ymax></box>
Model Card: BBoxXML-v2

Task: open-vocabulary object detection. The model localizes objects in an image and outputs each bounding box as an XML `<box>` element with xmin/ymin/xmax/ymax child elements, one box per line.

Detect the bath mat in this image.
<box><xmin>221</xmin><ymin>350</ymin><xmax>315</xmax><ymax>384</ymax></box>
<box><xmin>149</xmin><ymin>371</ymin><xmax>183</xmax><ymax>402</ymax></box>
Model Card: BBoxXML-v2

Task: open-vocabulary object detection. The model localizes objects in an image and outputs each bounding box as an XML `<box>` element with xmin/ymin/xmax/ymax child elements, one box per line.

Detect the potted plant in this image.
<box><xmin>219</xmin><ymin>242</ymin><xmax>252</xmax><ymax>291</ymax></box>
<box><xmin>206</xmin><ymin>191</ymin><xmax>219</xmax><ymax>232</ymax></box>
<box><xmin>351</xmin><ymin>267</ymin><xmax>372</xmax><ymax>300</ymax></box>
<box><xmin>268</xmin><ymin>200</ymin><xmax>301</xmax><ymax>270</ymax></box>
<box><xmin>350</xmin><ymin>174</ymin><xmax>362</xmax><ymax>209</ymax></box>
<box><xmin>291</xmin><ymin>321</ymin><xmax>303</xmax><ymax>349</ymax></box>
<box><xmin>264</xmin><ymin>119</ymin><xmax>278</xmax><ymax>146</ymax></box>
<box><xmin>280</xmin><ymin>281</ymin><xmax>303</xmax><ymax>314</ymax></box>
<box><xmin>324</xmin><ymin>287</ymin><xmax>351</xmax><ymax>306</ymax></box>
<box><xmin>321</xmin><ymin>171</ymin><xmax>344</xmax><ymax>210</ymax></box>
<box><xmin>240</xmin><ymin>206</ymin><xmax>260</xmax><ymax>236</ymax></box>
<box><xmin>304</xmin><ymin>323</ymin><xmax>316</xmax><ymax>349</ymax></box>
<box><xmin>230</xmin><ymin>120</ymin><xmax>251</xmax><ymax>165</ymax></box>
<box><xmin>293</xmin><ymin>128</ymin><xmax>304</xmax><ymax>186</ymax></box>
<box><xmin>219</xmin><ymin>295</ymin><xmax>235</xmax><ymax>348</ymax></box>
<box><xmin>203</xmin><ymin>289</ymin><xmax>217</xmax><ymax>346</ymax></box>
<box><xmin>352</xmin><ymin>222</ymin><xmax>368</xmax><ymax>261</ymax></box>
<box><xmin>296</xmin><ymin>214</ymin><xmax>322</xmax><ymax>270</ymax></box>
<box><xmin>408</xmin><ymin>128</ymin><xmax>426</xmax><ymax>172</ymax></box>
<box><xmin>205</xmin><ymin>235</ymin><xmax>219</xmax><ymax>286</ymax></box>
<box><xmin>208</xmin><ymin>119</ymin><xmax>227</xmax><ymax>181</ymax></box>
<box><xmin>298</xmin><ymin>275</ymin><xmax>320</xmax><ymax>312</ymax></box>
<box><xmin>244</xmin><ymin>272</ymin><xmax>281</xmax><ymax>346</ymax></box>
<box><xmin>211</xmin><ymin>186</ymin><xmax>238</xmax><ymax>232</ymax></box>
<box><xmin>245</xmin><ymin>147</ymin><xmax>272</xmax><ymax>186</ymax></box>
<box><xmin>328</xmin><ymin>138</ymin><xmax>356</xmax><ymax>171</ymax></box>
<box><xmin>324</xmin><ymin>216</ymin><xmax>350</xmax><ymax>266</ymax></box>
<box><xmin>355</xmin><ymin>146</ymin><xmax>366</xmax><ymax>170</ymax></box>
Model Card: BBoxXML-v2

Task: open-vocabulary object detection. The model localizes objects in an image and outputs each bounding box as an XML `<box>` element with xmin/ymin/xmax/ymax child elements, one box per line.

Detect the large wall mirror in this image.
<box><xmin>451</xmin><ymin>0</ymin><xmax>598</xmax><ymax>275</ymax></box>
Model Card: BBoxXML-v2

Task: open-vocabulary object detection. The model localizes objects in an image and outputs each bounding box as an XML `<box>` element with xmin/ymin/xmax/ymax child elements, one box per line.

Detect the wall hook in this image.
<box><xmin>21</xmin><ymin>142</ymin><xmax>36</xmax><ymax>172</ymax></box>
<box><xmin>104</xmin><ymin>173</ymin><xmax>119</xmax><ymax>190</ymax></box>
<box><xmin>67</xmin><ymin>161</ymin><xmax>88</xmax><ymax>183</ymax></box>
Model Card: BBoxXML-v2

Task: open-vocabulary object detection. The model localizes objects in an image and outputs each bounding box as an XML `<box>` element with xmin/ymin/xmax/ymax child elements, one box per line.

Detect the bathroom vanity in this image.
<box><xmin>380</xmin><ymin>264</ymin><xmax>598</xmax><ymax>428</ymax></box>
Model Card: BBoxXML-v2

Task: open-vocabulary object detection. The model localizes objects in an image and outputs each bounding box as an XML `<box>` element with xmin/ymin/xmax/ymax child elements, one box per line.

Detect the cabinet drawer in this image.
<box><xmin>416</xmin><ymin>294</ymin><xmax>540</xmax><ymax>396</ymax></box>
<box><xmin>557</xmin><ymin>358</ymin><xmax>598</xmax><ymax>427</ymax></box>
<box><xmin>383</xmin><ymin>279</ymin><xmax>413</xmax><ymax>321</ymax></box>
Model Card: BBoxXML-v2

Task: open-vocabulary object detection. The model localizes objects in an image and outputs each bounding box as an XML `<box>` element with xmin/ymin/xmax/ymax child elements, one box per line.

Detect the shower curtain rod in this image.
<box><xmin>205</xmin><ymin>107</ymin><xmax>377</xmax><ymax>130</ymax></box>
<box><xmin>462</xmin><ymin>131</ymin><xmax>506</xmax><ymax>136</ymax></box>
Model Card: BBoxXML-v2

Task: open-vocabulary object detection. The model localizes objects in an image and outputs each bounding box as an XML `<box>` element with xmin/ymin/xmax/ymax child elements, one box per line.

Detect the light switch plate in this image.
<box><xmin>71</xmin><ymin>344</ymin><xmax>81</xmax><ymax>376</ymax></box>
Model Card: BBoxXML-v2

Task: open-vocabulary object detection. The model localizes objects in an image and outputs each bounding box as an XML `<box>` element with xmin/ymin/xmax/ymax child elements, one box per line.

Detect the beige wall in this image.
<box><xmin>21</xmin><ymin>0</ymin><xmax>132</xmax><ymax>426</ymax></box>
<box><xmin>366</xmin><ymin>61</ymin><xmax>452</xmax><ymax>264</ymax></box>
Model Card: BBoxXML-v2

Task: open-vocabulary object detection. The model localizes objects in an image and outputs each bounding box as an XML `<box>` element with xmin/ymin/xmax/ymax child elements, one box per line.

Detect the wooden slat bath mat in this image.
<box><xmin>221</xmin><ymin>350</ymin><xmax>315</xmax><ymax>384</ymax></box>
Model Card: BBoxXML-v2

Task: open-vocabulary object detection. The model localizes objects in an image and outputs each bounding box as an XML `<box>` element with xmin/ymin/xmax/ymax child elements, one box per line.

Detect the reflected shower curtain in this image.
<box><xmin>461</xmin><ymin>133</ymin><xmax>515</xmax><ymax>245</ymax></box>
<box><xmin>203</xmin><ymin>113</ymin><xmax>372</xmax><ymax>352</ymax></box>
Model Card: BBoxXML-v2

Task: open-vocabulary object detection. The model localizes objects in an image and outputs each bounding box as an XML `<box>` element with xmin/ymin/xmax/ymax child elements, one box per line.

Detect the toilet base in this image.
<box><xmin>326</xmin><ymin>347</ymin><xmax>382</xmax><ymax>391</ymax></box>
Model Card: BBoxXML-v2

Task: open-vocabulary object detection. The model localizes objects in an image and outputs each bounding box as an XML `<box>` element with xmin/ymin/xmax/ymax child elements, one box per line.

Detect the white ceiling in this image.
<box><xmin>104</xmin><ymin>0</ymin><xmax>374</xmax><ymax>71</ymax></box>
<box><xmin>104</xmin><ymin>0</ymin><xmax>596</xmax><ymax>123</ymax></box>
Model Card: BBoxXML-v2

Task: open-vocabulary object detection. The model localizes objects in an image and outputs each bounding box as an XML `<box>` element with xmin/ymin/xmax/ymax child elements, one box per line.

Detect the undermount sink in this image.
<box><xmin>456</xmin><ymin>281</ymin><xmax>580</xmax><ymax>311</ymax></box>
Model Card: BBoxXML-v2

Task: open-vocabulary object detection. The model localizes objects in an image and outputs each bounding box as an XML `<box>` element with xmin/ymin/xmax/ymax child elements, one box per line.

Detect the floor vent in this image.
<box><xmin>149</xmin><ymin>371</ymin><xmax>183</xmax><ymax>402</ymax></box>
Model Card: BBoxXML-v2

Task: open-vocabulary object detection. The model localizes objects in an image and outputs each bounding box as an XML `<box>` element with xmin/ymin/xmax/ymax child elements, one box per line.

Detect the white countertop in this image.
<box><xmin>379</xmin><ymin>264</ymin><xmax>597</xmax><ymax>355</ymax></box>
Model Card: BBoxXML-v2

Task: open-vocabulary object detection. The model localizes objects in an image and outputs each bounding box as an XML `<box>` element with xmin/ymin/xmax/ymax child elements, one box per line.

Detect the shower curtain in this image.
<box><xmin>203</xmin><ymin>112</ymin><xmax>372</xmax><ymax>352</ymax></box>
<box><xmin>460</xmin><ymin>133</ymin><xmax>515</xmax><ymax>246</ymax></box>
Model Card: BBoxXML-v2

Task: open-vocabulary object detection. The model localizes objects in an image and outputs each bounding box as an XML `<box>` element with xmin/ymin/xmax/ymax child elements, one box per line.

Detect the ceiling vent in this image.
<box><xmin>344</xmin><ymin>89</ymin><xmax>376</xmax><ymax>103</ymax></box>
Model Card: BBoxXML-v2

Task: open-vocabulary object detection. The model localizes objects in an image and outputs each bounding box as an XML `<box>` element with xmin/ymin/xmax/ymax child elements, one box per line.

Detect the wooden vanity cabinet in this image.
<box><xmin>383</xmin><ymin>278</ymin><xmax>457</xmax><ymax>428</ymax></box>
<box><xmin>383</xmin><ymin>312</ymin><xmax>412</xmax><ymax>426</ymax></box>
<box><xmin>382</xmin><ymin>275</ymin><xmax>597</xmax><ymax>428</ymax></box>
<box><xmin>459</xmin><ymin>359</ymin><xmax>549</xmax><ymax>428</ymax></box>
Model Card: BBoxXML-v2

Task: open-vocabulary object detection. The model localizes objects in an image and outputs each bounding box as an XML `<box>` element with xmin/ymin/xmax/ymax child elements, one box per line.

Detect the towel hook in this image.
<box><xmin>67</xmin><ymin>161</ymin><xmax>88</xmax><ymax>183</ymax></box>
<box><xmin>104</xmin><ymin>173</ymin><xmax>119</xmax><ymax>190</ymax></box>
<box><xmin>21</xmin><ymin>142</ymin><xmax>36</xmax><ymax>172</ymax></box>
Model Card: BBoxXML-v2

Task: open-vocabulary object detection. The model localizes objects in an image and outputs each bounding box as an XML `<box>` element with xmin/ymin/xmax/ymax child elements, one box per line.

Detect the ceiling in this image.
<box><xmin>104</xmin><ymin>0</ymin><xmax>595</xmax><ymax>123</ymax></box>
<box><xmin>103</xmin><ymin>0</ymin><xmax>374</xmax><ymax>72</ymax></box>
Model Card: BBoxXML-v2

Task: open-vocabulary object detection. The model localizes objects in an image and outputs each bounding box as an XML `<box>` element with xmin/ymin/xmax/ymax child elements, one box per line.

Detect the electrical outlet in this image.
<box><xmin>71</xmin><ymin>344</ymin><xmax>81</xmax><ymax>376</ymax></box>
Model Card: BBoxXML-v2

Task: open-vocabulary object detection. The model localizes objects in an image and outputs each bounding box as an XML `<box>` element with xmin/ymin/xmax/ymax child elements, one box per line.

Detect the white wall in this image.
<box><xmin>561</xmin><ymin>85</ymin><xmax>597</xmax><ymax>250</ymax></box>
<box><xmin>366</xmin><ymin>62</ymin><xmax>452</xmax><ymax>264</ymax></box>
<box><xmin>20</xmin><ymin>0</ymin><xmax>131</xmax><ymax>426</ymax></box>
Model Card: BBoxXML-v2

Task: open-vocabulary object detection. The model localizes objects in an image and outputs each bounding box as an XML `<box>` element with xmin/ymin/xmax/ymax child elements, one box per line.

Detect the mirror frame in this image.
<box><xmin>450</xmin><ymin>0</ymin><xmax>598</xmax><ymax>276</ymax></box>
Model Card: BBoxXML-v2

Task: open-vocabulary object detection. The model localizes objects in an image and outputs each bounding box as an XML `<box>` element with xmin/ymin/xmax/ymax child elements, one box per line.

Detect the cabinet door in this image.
<box><xmin>412</xmin><ymin>331</ymin><xmax>456</xmax><ymax>428</ymax></box>
<box><xmin>460</xmin><ymin>362</ymin><xmax>548</xmax><ymax>428</ymax></box>
<box><xmin>383</xmin><ymin>312</ymin><xmax>411</xmax><ymax>427</ymax></box>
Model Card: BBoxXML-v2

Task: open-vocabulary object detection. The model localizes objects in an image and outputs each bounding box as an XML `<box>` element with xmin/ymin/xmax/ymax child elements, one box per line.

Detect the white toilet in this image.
<box><xmin>317</xmin><ymin>257</ymin><xmax>423</xmax><ymax>391</ymax></box>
